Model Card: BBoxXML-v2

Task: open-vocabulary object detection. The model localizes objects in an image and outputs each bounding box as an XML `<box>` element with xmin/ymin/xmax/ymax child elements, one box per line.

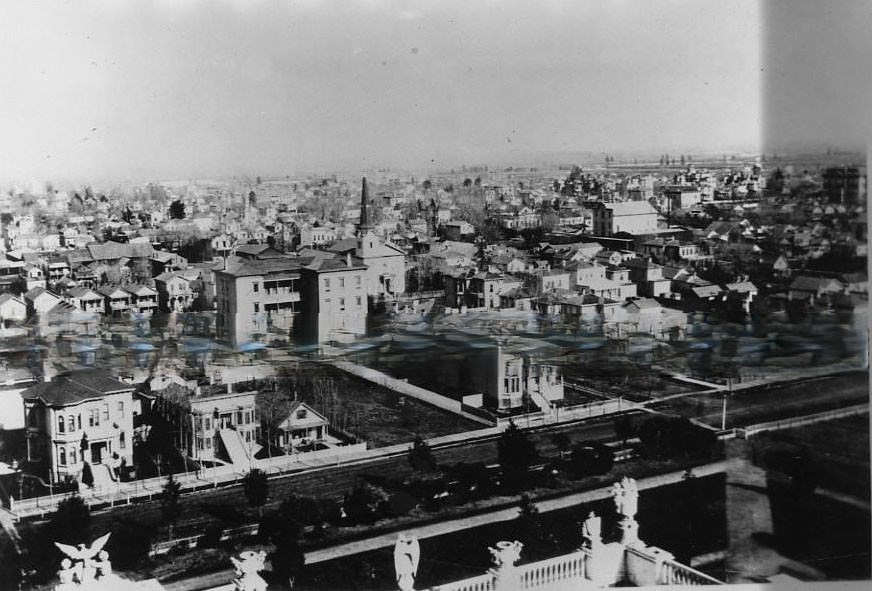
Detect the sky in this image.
<box><xmin>0</xmin><ymin>0</ymin><xmax>854</xmax><ymax>185</ymax></box>
<box><xmin>762</xmin><ymin>0</ymin><xmax>871</xmax><ymax>155</ymax></box>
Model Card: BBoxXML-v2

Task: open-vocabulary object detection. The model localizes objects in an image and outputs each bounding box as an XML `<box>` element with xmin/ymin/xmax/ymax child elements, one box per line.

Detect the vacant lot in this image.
<box><xmin>751</xmin><ymin>414</ymin><xmax>870</xmax><ymax>500</ymax></box>
<box><xmin>298</xmin><ymin>363</ymin><xmax>482</xmax><ymax>448</ymax></box>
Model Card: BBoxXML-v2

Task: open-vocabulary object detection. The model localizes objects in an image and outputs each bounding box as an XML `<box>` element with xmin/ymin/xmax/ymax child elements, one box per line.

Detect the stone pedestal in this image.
<box><xmin>489</xmin><ymin>541</ymin><xmax>523</xmax><ymax>591</ymax></box>
<box><xmin>618</xmin><ymin>516</ymin><xmax>641</xmax><ymax>547</ymax></box>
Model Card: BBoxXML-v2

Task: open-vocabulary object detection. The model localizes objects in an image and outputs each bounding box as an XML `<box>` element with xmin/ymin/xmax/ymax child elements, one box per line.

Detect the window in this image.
<box><xmin>117</xmin><ymin>401</ymin><xmax>124</xmax><ymax>416</ymax></box>
<box><xmin>119</xmin><ymin>432</ymin><xmax>126</xmax><ymax>450</ymax></box>
<box><xmin>339</xmin><ymin>297</ymin><xmax>345</xmax><ymax>310</ymax></box>
<box><xmin>59</xmin><ymin>447</ymin><xmax>66</xmax><ymax>466</ymax></box>
<box><xmin>90</xmin><ymin>409</ymin><xmax>99</xmax><ymax>427</ymax></box>
<box><xmin>205</xmin><ymin>417</ymin><xmax>211</xmax><ymax>431</ymax></box>
<box><xmin>57</xmin><ymin>415</ymin><xmax>65</xmax><ymax>434</ymax></box>
<box><xmin>77</xmin><ymin>414</ymin><xmax>82</xmax><ymax>430</ymax></box>
<box><xmin>356</xmin><ymin>296</ymin><xmax>362</xmax><ymax>306</ymax></box>
<box><xmin>206</xmin><ymin>437</ymin><xmax>212</xmax><ymax>449</ymax></box>
<box><xmin>196</xmin><ymin>436</ymin><xmax>204</xmax><ymax>451</ymax></box>
<box><xmin>253</xmin><ymin>282</ymin><xmax>259</xmax><ymax>293</ymax></box>
<box><xmin>103</xmin><ymin>404</ymin><xmax>109</xmax><ymax>421</ymax></box>
<box><xmin>253</xmin><ymin>302</ymin><xmax>260</xmax><ymax>313</ymax></box>
<box><xmin>236</xmin><ymin>410</ymin><xmax>243</xmax><ymax>424</ymax></box>
<box><xmin>70</xmin><ymin>448</ymin><xmax>77</xmax><ymax>464</ymax></box>
<box><xmin>324</xmin><ymin>278</ymin><xmax>330</xmax><ymax>289</ymax></box>
<box><xmin>68</xmin><ymin>415</ymin><xmax>75</xmax><ymax>432</ymax></box>
<box><xmin>355</xmin><ymin>275</ymin><xmax>361</xmax><ymax>287</ymax></box>
<box><xmin>196</xmin><ymin>417</ymin><xmax>203</xmax><ymax>431</ymax></box>
<box><xmin>339</xmin><ymin>277</ymin><xmax>345</xmax><ymax>288</ymax></box>
<box><xmin>245</xmin><ymin>431</ymin><xmax>251</xmax><ymax>442</ymax></box>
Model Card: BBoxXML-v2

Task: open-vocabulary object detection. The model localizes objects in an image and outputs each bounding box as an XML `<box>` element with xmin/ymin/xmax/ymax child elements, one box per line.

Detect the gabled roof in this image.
<box><xmin>0</xmin><ymin>293</ymin><xmax>25</xmax><ymax>307</ymax></box>
<box><xmin>124</xmin><ymin>284</ymin><xmax>158</xmax><ymax>296</ymax></box>
<box><xmin>302</xmin><ymin>253</ymin><xmax>366</xmax><ymax>272</ymax></box>
<box><xmin>155</xmin><ymin>270</ymin><xmax>198</xmax><ymax>283</ymax></box>
<box><xmin>219</xmin><ymin>256</ymin><xmax>302</xmax><ymax>278</ymax></box>
<box><xmin>98</xmin><ymin>285</ymin><xmax>129</xmax><ymax>298</ymax></box>
<box><xmin>21</xmin><ymin>370</ymin><xmax>133</xmax><ymax>407</ymax></box>
<box><xmin>87</xmin><ymin>241</ymin><xmax>154</xmax><ymax>261</ymax></box>
<box><xmin>725</xmin><ymin>281</ymin><xmax>758</xmax><ymax>293</ymax></box>
<box><xmin>24</xmin><ymin>287</ymin><xmax>60</xmax><ymax>302</ymax></box>
<box><xmin>789</xmin><ymin>275</ymin><xmax>844</xmax><ymax>292</ymax></box>
<box><xmin>67</xmin><ymin>287</ymin><xmax>102</xmax><ymax>299</ymax></box>
<box><xmin>623</xmin><ymin>298</ymin><xmax>661</xmax><ymax>311</ymax></box>
<box><xmin>326</xmin><ymin>238</ymin><xmax>357</xmax><ymax>254</ymax></box>
<box><xmin>277</xmin><ymin>401</ymin><xmax>328</xmax><ymax>430</ymax></box>
<box><xmin>235</xmin><ymin>243</ymin><xmax>284</xmax><ymax>259</ymax></box>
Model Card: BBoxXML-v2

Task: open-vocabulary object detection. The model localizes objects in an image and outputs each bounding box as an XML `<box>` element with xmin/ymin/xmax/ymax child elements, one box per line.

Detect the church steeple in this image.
<box><xmin>358</xmin><ymin>177</ymin><xmax>372</xmax><ymax>235</ymax></box>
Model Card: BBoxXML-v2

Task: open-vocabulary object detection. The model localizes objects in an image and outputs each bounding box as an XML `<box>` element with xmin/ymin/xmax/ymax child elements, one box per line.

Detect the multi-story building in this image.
<box><xmin>65</xmin><ymin>287</ymin><xmax>104</xmax><ymax>315</ymax></box>
<box><xmin>215</xmin><ymin>257</ymin><xmax>303</xmax><ymax>345</ymax></box>
<box><xmin>155</xmin><ymin>270</ymin><xmax>200</xmax><ymax>312</ymax></box>
<box><xmin>124</xmin><ymin>285</ymin><xmax>159</xmax><ymax>316</ymax></box>
<box><xmin>145</xmin><ymin>376</ymin><xmax>259</xmax><ymax>467</ymax></box>
<box><xmin>99</xmin><ymin>286</ymin><xmax>131</xmax><ymax>316</ymax></box>
<box><xmin>589</xmin><ymin>201</ymin><xmax>659</xmax><ymax>236</ymax></box>
<box><xmin>299</xmin><ymin>253</ymin><xmax>368</xmax><ymax>344</ymax></box>
<box><xmin>21</xmin><ymin>370</ymin><xmax>135</xmax><ymax>484</ymax></box>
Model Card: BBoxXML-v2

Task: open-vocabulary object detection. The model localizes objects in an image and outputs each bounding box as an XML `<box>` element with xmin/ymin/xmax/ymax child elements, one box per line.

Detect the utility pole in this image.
<box><xmin>721</xmin><ymin>377</ymin><xmax>732</xmax><ymax>431</ymax></box>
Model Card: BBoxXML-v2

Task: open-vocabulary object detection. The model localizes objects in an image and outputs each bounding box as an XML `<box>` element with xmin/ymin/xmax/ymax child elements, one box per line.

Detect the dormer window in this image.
<box><xmin>297</xmin><ymin>409</ymin><xmax>307</xmax><ymax>419</ymax></box>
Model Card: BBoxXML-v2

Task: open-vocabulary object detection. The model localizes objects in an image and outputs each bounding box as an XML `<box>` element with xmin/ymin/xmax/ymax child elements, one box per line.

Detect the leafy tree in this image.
<box><xmin>107</xmin><ymin>517</ymin><xmax>155</xmax><ymax>570</ymax></box>
<box><xmin>498</xmin><ymin>422</ymin><xmax>539</xmax><ymax>471</ymax></box>
<box><xmin>637</xmin><ymin>416</ymin><xmax>717</xmax><ymax>460</ymax></box>
<box><xmin>614</xmin><ymin>414</ymin><xmax>635</xmax><ymax>447</ymax></box>
<box><xmin>160</xmin><ymin>474</ymin><xmax>182</xmax><ymax>540</ymax></box>
<box><xmin>169</xmin><ymin>199</ymin><xmax>186</xmax><ymax>219</ymax></box>
<box><xmin>551</xmin><ymin>433</ymin><xmax>572</xmax><ymax>459</ymax></box>
<box><xmin>408</xmin><ymin>435</ymin><xmax>437</xmax><ymax>475</ymax></box>
<box><xmin>243</xmin><ymin>468</ymin><xmax>269</xmax><ymax>518</ymax></box>
<box><xmin>343</xmin><ymin>481</ymin><xmax>390</xmax><ymax>525</ymax></box>
<box><xmin>515</xmin><ymin>493</ymin><xmax>556</xmax><ymax>560</ymax></box>
<box><xmin>262</xmin><ymin>508</ymin><xmax>305</xmax><ymax>590</ymax></box>
<box><xmin>498</xmin><ymin>422</ymin><xmax>539</xmax><ymax>492</ymax></box>
<box><xmin>50</xmin><ymin>495</ymin><xmax>92</xmax><ymax>546</ymax></box>
<box><xmin>422</xmin><ymin>179</ymin><xmax>432</xmax><ymax>191</ymax></box>
<box><xmin>81</xmin><ymin>461</ymin><xmax>94</xmax><ymax>488</ymax></box>
<box><xmin>463</xmin><ymin>178</ymin><xmax>473</xmax><ymax>188</ymax></box>
<box><xmin>566</xmin><ymin>442</ymin><xmax>614</xmax><ymax>478</ymax></box>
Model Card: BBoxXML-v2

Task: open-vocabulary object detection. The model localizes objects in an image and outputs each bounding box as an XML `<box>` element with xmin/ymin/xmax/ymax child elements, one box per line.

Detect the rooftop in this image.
<box><xmin>22</xmin><ymin>370</ymin><xmax>133</xmax><ymax>407</ymax></box>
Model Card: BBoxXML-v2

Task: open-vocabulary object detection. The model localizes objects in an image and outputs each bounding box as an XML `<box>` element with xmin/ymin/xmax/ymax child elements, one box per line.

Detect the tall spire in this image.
<box><xmin>358</xmin><ymin>176</ymin><xmax>371</xmax><ymax>234</ymax></box>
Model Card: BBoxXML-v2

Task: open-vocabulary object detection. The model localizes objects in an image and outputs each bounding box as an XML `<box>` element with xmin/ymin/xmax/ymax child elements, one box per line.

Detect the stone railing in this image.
<box><xmin>430</xmin><ymin>550</ymin><xmax>590</xmax><ymax>591</ymax></box>
<box><xmin>518</xmin><ymin>549</ymin><xmax>588</xmax><ymax>589</ymax></box>
<box><xmin>431</xmin><ymin>572</ymin><xmax>494</xmax><ymax>591</ymax></box>
<box><xmin>625</xmin><ymin>545</ymin><xmax>723</xmax><ymax>586</ymax></box>
<box><xmin>659</xmin><ymin>559</ymin><xmax>724</xmax><ymax>586</ymax></box>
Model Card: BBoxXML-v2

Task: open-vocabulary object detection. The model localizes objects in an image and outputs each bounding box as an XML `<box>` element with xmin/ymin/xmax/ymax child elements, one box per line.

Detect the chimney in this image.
<box><xmin>347</xmin><ymin>252</ymin><xmax>352</xmax><ymax>267</ymax></box>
